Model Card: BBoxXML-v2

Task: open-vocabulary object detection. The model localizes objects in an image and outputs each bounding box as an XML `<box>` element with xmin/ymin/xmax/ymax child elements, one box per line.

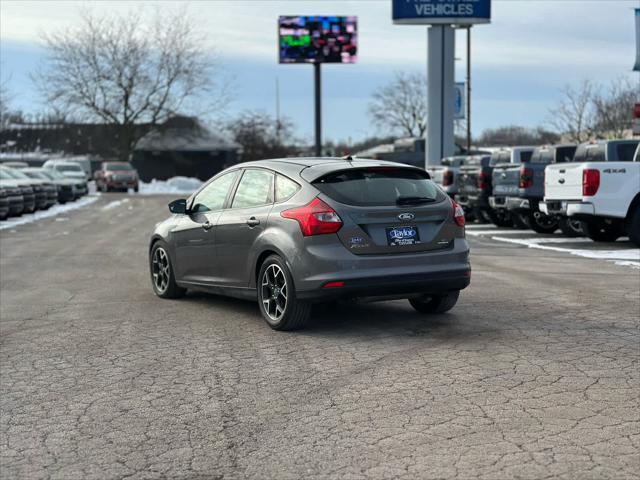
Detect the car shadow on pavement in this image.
<box><xmin>183</xmin><ymin>291</ymin><xmax>493</xmax><ymax>341</ymax></box>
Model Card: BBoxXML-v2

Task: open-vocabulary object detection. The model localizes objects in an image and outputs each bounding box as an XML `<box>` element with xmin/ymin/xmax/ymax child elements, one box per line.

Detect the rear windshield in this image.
<box><xmin>574</xmin><ymin>144</ymin><xmax>605</xmax><ymax>163</ymax></box>
<box><xmin>464</xmin><ymin>155</ymin><xmax>490</xmax><ymax>167</ymax></box>
<box><xmin>490</xmin><ymin>151</ymin><xmax>512</xmax><ymax>166</ymax></box>
<box><xmin>556</xmin><ymin>146</ymin><xmax>577</xmax><ymax>163</ymax></box>
<box><xmin>313</xmin><ymin>168</ymin><xmax>441</xmax><ymax>207</ymax></box>
<box><xmin>57</xmin><ymin>164</ymin><xmax>83</xmax><ymax>172</ymax></box>
<box><xmin>615</xmin><ymin>142</ymin><xmax>639</xmax><ymax>162</ymax></box>
<box><xmin>530</xmin><ymin>149</ymin><xmax>554</xmax><ymax>164</ymax></box>
<box><xmin>105</xmin><ymin>163</ymin><xmax>134</xmax><ymax>171</ymax></box>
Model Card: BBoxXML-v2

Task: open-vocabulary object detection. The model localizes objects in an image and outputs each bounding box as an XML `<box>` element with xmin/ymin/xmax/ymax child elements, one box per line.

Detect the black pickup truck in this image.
<box><xmin>454</xmin><ymin>154</ymin><xmax>498</xmax><ymax>224</ymax></box>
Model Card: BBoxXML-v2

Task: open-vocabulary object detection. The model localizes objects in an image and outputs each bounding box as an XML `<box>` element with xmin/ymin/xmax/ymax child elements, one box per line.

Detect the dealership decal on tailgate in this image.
<box><xmin>386</xmin><ymin>226</ymin><xmax>420</xmax><ymax>246</ymax></box>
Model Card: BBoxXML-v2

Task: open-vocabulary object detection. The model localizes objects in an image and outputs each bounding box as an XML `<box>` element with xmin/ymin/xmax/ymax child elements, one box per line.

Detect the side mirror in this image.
<box><xmin>168</xmin><ymin>198</ymin><xmax>188</xmax><ymax>215</ymax></box>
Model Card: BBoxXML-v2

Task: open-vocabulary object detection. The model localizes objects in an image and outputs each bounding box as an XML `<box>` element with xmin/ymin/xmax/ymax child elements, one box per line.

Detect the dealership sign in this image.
<box><xmin>393</xmin><ymin>0</ymin><xmax>491</xmax><ymax>25</ymax></box>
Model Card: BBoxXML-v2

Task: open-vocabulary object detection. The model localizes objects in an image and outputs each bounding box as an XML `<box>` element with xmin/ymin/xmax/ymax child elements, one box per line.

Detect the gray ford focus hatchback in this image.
<box><xmin>149</xmin><ymin>158</ymin><xmax>471</xmax><ymax>330</ymax></box>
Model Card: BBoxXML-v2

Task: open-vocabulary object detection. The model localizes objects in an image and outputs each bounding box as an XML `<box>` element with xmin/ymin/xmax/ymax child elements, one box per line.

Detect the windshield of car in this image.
<box><xmin>0</xmin><ymin>169</ymin><xmax>15</xmax><ymax>180</ymax></box>
<box><xmin>42</xmin><ymin>169</ymin><xmax>64</xmax><ymax>180</ymax></box>
<box><xmin>56</xmin><ymin>164</ymin><xmax>83</xmax><ymax>172</ymax></box>
<box><xmin>24</xmin><ymin>171</ymin><xmax>47</xmax><ymax>180</ymax></box>
<box><xmin>1</xmin><ymin>168</ymin><xmax>29</xmax><ymax>180</ymax></box>
<box><xmin>313</xmin><ymin>167</ymin><xmax>441</xmax><ymax>206</ymax></box>
<box><xmin>105</xmin><ymin>163</ymin><xmax>134</xmax><ymax>171</ymax></box>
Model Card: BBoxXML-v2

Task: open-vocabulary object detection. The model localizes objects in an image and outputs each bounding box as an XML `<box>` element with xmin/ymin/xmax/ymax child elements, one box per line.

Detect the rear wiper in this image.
<box><xmin>396</xmin><ymin>196</ymin><xmax>436</xmax><ymax>205</ymax></box>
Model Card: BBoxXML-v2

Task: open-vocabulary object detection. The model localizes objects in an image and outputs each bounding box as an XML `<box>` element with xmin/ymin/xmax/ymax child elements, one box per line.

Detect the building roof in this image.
<box><xmin>134</xmin><ymin>117</ymin><xmax>241</xmax><ymax>153</ymax></box>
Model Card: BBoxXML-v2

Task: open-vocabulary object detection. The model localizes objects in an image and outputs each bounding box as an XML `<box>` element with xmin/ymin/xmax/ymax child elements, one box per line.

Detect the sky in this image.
<box><xmin>1</xmin><ymin>0</ymin><xmax>638</xmax><ymax>144</ymax></box>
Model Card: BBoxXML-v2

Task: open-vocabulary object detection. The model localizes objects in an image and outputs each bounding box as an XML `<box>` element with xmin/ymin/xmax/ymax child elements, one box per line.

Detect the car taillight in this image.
<box><xmin>281</xmin><ymin>197</ymin><xmax>343</xmax><ymax>236</ymax></box>
<box><xmin>519</xmin><ymin>167</ymin><xmax>534</xmax><ymax>189</ymax></box>
<box><xmin>452</xmin><ymin>200</ymin><xmax>465</xmax><ymax>227</ymax></box>
<box><xmin>582</xmin><ymin>169</ymin><xmax>600</xmax><ymax>196</ymax></box>
<box><xmin>477</xmin><ymin>172</ymin><xmax>490</xmax><ymax>190</ymax></box>
<box><xmin>442</xmin><ymin>170</ymin><xmax>454</xmax><ymax>187</ymax></box>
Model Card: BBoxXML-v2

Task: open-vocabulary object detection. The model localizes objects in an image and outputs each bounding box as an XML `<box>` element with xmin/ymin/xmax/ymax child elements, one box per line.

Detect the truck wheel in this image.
<box><xmin>626</xmin><ymin>207</ymin><xmax>640</xmax><ymax>247</ymax></box>
<box><xmin>486</xmin><ymin>209</ymin><xmax>512</xmax><ymax>228</ymax></box>
<box><xmin>581</xmin><ymin>218</ymin><xmax>622</xmax><ymax>243</ymax></box>
<box><xmin>558</xmin><ymin>217</ymin><xmax>583</xmax><ymax>237</ymax></box>
<box><xmin>409</xmin><ymin>291</ymin><xmax>460</xmax><ymax>314</ymax></box>
<box><xmin>472</xmin><ymin>207</ymin><xmax>490</xmax><ymax>224</ymax></box>
<box><xmin>527</xmin><ymin>211</ymin><xmax>558</xmax><ymax>234</ymax></box>
<box><xmin>512</xmin><ymin>213</ymin><xmax>530</xmax><ymax>230</ymax></box>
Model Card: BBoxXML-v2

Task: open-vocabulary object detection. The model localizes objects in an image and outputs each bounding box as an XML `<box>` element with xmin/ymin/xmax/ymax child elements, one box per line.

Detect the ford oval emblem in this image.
<box><xmin>398</xmin><ymin>213</ymin><xmax>415</xmax><ymax>221</ymax></box>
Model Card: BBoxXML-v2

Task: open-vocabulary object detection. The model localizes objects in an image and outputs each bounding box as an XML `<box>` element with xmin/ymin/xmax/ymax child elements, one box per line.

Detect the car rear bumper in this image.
<box><xmin>292</xmin><ymin>237</ymin><xmax>471</xmax><ymax>302</ymax></box>
<box><xmin>297</xmin><ymin>268</ymin><xmax>471</xmax><ymax>301</ymax></box>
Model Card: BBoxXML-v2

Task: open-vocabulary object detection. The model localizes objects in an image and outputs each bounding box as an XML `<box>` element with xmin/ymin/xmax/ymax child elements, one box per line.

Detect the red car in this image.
<box><xmin>94</xmin><ymin>162</ymin><xmax>139</xmax><ymax>192</ymax></box>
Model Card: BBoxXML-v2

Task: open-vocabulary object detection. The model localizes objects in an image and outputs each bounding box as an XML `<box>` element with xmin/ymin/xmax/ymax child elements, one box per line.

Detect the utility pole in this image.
<box><xmin>466</xmin><ymin>25</ymin><xmax>472</xmax><ymax>152</ymax></box>
<box><xmin>275</xmin><ymin>76</ymin><xmax>281</xmax><ymax>143</ymax></box>
<box><xmin>314</xmin><ymin>63</ymin><xmax>322</xmax><ymax>157</ymax></box>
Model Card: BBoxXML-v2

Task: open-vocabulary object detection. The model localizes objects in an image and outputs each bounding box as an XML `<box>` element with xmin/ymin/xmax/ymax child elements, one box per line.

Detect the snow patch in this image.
<box><xmin>101</xmin><ymin>198</ymin><xmax>130</xmax><ymax>211</ymax></box>
<box><xmin>0</xmin><ymin>196</ymin><xmax>99</xmax><ymax>231</ymax></box>
<box><xmin>138</xmin><ymin>177</ymin><xmax>203</xmax><ymax>195</ymax></box>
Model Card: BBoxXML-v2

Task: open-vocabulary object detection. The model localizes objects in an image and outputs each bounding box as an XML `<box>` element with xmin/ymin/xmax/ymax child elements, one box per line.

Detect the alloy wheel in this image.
<box><xmin>261</xmin><ymin>264</ymin><xmax>288</xmax><ymax>322</ymax></box>
<box><xmin>152</xmin><ymin>247</ymin><xmax>171</xmax><ymax>294</ymax></box>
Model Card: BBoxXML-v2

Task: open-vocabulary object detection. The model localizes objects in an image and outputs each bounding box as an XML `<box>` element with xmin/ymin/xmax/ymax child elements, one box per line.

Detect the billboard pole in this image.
<box><xmin>426</xmin><ymin>25</ymin><xmax>455</xmax><ymax>166</ymax></box>
<box><xmin>466</xmin><ymin>25</ymin><xmax>472</xmax><ymax>152</ymax></box>
<box><xmin>314</xmin><ymin>62</ymin><xmax>322</xmax><ymax>157</ymax></box>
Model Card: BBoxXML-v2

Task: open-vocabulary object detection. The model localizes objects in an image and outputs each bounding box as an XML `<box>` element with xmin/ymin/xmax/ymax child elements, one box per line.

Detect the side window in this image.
<box><xmin>275</xmin><ymin>174</ymin><xmax>300</xmax><ymax>202</ymax></box>
<box><xmin>615</xmin><ymin>143</ymin><xmax>638</xmax><ymax>162</ymax></box>
<box><xmin>232</xmin><ymin>169</ymin><xmax>274</xmax><ymax>208</ymax></box>
<box><xmin>192</xmin><ymin>171</ymin><xmax>238</xmax><ymax>213</ymax></box>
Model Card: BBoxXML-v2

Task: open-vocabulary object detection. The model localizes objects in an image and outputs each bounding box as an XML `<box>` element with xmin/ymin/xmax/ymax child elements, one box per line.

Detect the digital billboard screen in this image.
<box><xmin>279</xmin><ymin>16</ymin><xmax>357</xmax><ymax>64</ymax></box>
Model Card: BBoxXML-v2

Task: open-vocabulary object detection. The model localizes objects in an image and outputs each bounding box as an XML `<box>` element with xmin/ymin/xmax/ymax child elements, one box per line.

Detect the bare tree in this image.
<box><xmin>477</xmin><ymin>125</ymin><xmax>560</xmax><ymax>147</ymax></box>
<box><xmin>0</xmin><ymin>75</ymin><xmax>12</xmax><ymax>128</ymax></box>
<box><xmin>548</xmin><ymin>80</ymin><xmax>595</xmax><ymax>143</ymax></box>
<box><xmin>34</xmin><ymin>7</ymin><xmax>230</xmax><ymax>159</ymax></box>
<box><xmin>368</xmin><ymin>72</ymin><xmax>427</xmax><ymax>138</ymax></box>
<box><xmin>592</xmin><ymin>77</ymin><xmax>637</xmax><ymax>139</ymax></box>
<box><xmin>227</xmin><ymin>111</ymin><xmax>298</xmax><ymax>162</ymax></box>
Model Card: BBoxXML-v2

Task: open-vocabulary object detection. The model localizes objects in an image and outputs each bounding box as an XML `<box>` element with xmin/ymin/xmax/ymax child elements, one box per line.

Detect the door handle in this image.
<box><xmin>246</xmin><ymin>217</ymin><xmax>260</xmax><ymax>227</ymax></box>
<box><xmin>202</xmin><ymin>221</ymin><xmax>214</xmax><ymax>231</ymax></box>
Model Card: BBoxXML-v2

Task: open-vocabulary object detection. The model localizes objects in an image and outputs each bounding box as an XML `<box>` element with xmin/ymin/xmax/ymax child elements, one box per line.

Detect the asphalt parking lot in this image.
<box><xmin>1</xmin><ymin>194</ymin><xmax>639</xmax><ymax>480</ymax></box>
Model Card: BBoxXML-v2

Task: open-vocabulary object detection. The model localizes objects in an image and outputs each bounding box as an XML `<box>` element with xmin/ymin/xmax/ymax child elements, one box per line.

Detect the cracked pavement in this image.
<box><xmin>1</xmin><ymin>194</ymin><xmax>639</xmax><ymax>479</ymax></box>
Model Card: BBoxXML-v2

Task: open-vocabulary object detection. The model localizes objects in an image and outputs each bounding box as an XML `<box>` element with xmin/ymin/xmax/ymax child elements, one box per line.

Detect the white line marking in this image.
<box><xmin>491</xmin><ymin>236</ymin><xmax>640</xmax><ymax>268</ymax></box>
<box><xmin>466</xmin><ymin>229</ymin><xmax>533</xmax><ymax>236</ymax></box>
<box><xmin>0</xmin><ymin>196</ymin><xmax>99</xmax><ymax>231</ymax></box>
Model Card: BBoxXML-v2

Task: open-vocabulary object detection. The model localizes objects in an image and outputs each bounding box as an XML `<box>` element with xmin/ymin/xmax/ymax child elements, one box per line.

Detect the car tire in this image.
<box><xmin>258</xmin><ymin>255</ymin><xmax>311</xmax><ymax>331</ymax></box>
<box><xmin>581</xmin><ymin>218</ymin><xmax>622</xmax><ymax>243</ymax></box>
<box><xmin>527</xmin><ymin>211</ymin><xmax>558</xmax><ymax>234</ymax></box>
<box><xmin>409</xmin><ymin>290</ymin><xmax>460</xmax><ymax>314</ymax></box>
<box><xmin>512</xmin><ymin>213</ymin><xmax>530</xmax><ymax>230</ymax></box>
<box><xmin>472</xmin><ymin>207</ymin><xmax>490</xmax><ymax>224</ymax></box>
<box><xmin>558</xmin><ymin>217</ymin><xmax>583</xmax><ymax>237</ymax></box>
<box><xmin>149</xmin><ymin>241</ymin><xmax>186</xmax><ymax>299</ymax></box>
<box><xmin>626</xmin><ymin>206</ymin><xmax>640</xmax><ymax>247</ymax></box>
<box><xmin>486</xmin><ymin>209</ymin><xmax>512</xmax><ymax>228</ymax></box>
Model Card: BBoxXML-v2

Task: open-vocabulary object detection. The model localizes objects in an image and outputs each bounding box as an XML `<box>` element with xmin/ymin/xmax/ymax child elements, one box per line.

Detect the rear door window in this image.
<box><xmin>313</xmin><ymin>167</ymin><xmax>441</xmax><ymax>207</ymax></box>
<box><xmin>231</xmin><ymin>169</ymin><xmax>274</xmax><ymax>208</ymax></box>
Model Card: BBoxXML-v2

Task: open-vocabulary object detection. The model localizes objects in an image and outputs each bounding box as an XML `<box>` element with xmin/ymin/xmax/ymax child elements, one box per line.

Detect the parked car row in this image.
<box><xmin>426</xmin><ymin>139</ymin><xmax>640</xmax><ymax>245</ymax></box>
<box><xmin>0</xmin><ymin>164</ymin><xmax>89</xmax><ymax>221</ymax></box>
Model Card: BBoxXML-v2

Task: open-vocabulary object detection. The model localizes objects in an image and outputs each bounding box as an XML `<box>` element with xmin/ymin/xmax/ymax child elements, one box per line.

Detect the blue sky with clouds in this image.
<box><xmin>1</xmin><ymin>0</ymin><xmax>638</xmax><ymax>144</ymax></box>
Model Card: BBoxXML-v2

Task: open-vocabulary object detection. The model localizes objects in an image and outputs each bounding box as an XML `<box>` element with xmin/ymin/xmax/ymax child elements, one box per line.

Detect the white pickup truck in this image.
<box><xmin>540</xmin><ymin>140</ymin><xmax>640</xmax><ymax>245</ymax></box>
